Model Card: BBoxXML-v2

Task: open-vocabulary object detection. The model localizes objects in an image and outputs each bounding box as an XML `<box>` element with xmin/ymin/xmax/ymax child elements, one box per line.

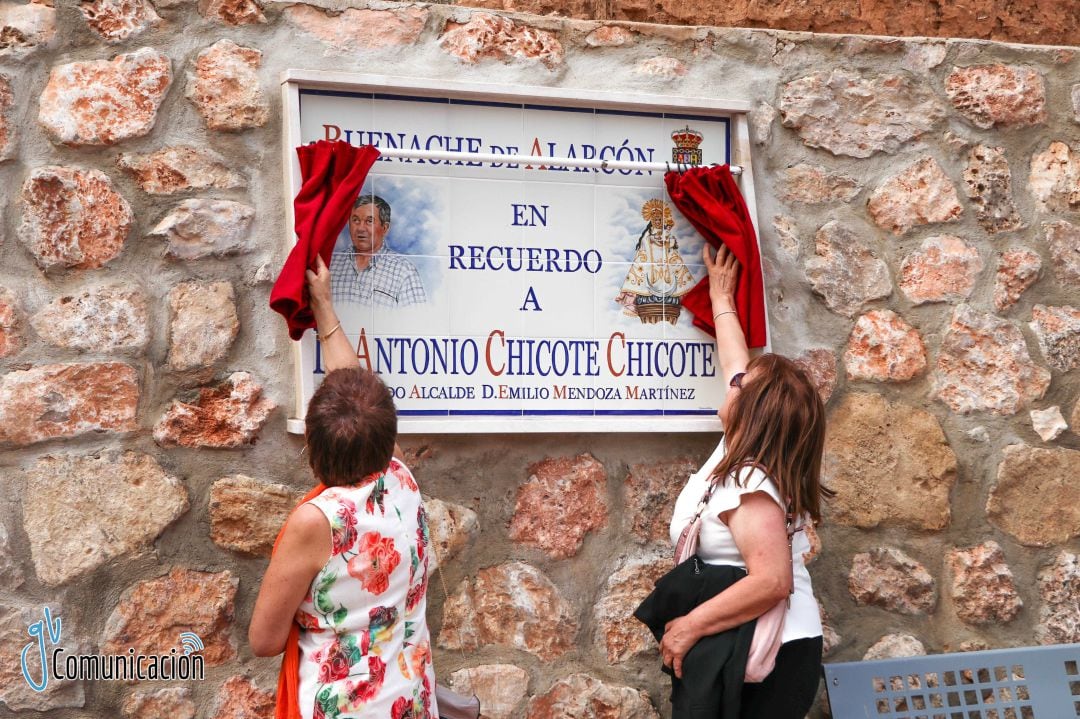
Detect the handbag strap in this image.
<box><xmin>682</xmin><ymin>432</ymin><xmax>727</xmax><ymax>531</ymax></box>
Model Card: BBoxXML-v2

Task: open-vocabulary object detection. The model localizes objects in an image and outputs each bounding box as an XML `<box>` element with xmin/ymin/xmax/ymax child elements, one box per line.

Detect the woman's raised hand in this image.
<box><xmin>702</xmin><ymin>243</ymin><xmax>740</xmax><ymax>303</ymax></box>
<box><xmin>305</xmin><ymin>255</ymin><xmax>333</xmax><ymax>309</ymax></box>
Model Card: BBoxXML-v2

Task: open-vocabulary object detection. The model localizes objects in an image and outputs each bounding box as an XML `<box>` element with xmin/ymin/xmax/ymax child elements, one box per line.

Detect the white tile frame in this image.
<box><xmin>281</xmin><ymin>70</ymin><xmax>765</xmax><ymax>434</ymax></box>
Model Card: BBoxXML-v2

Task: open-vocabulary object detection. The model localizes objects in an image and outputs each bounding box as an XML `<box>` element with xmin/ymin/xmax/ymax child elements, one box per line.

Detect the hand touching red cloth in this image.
<box><xmin>270</xmin><ymin>141</ymin><xmax>380</xmax><ymax>340</ymax></box>
<box><xmin>666</xmin><ymin>165</ymin><xmax>767</xmax><ymax>348</ymax></box>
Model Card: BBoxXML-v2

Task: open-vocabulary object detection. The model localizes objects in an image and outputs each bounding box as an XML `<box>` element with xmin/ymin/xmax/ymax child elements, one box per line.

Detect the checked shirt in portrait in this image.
<box><xmin>329</xmin><ymin>246</ymin><xmax>427</xmax><ymax>308</ymax></box>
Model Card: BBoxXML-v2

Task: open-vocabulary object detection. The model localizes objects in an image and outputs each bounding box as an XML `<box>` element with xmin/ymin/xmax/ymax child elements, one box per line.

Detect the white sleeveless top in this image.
<box><xmin>669</xmin><ymin>439</ymin><xmax>823</xmax><ymax>644</ymax></box>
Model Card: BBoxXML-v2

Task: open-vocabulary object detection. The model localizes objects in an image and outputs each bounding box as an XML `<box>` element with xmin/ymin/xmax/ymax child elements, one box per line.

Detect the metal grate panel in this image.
<box><xmin>824</xmin><ymin>643</ymin><xmax>1080</xmax><ymax>719</ymax></box>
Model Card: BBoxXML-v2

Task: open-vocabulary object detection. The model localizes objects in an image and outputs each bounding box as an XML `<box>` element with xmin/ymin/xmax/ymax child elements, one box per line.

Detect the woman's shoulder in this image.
<box><xmin>716</xmin><ymin>463</ymin><xmax>783</xmax><ymax>507</ymax></box>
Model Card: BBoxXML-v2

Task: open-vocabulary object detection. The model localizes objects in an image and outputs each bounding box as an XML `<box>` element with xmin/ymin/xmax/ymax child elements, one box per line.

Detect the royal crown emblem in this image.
<box><xmin>671</xmin><ymin>126</ymin><xmax>704</xmax><ymax>166</ymax></box>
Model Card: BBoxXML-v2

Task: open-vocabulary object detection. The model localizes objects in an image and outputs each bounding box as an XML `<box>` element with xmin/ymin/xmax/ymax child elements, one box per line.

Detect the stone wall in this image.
<box><xmin>2</xmin><ymin>2</ymin><xmax>1079</xmax><ymax>718</ymax></box>
<box><xmin>451</xmin><ymin>0</ymin><xmax>1080</xmax><ymax>48</ymax></box>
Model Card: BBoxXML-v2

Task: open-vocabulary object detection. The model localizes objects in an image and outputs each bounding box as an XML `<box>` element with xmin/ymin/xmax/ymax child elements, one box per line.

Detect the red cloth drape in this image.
<box><xmin>273</xmin><ymin>483</ymin><xmax>328</xmax><ymax>719</ymax></box>
<box><xmin>270</xmin><ymin>141</ymin><xmax>380</xmax><ymax>340</ymax></box>
<box><xmin>666</xmin><ymin>165</ymin><xmax>767</xmax><ymax>348</ymax></box>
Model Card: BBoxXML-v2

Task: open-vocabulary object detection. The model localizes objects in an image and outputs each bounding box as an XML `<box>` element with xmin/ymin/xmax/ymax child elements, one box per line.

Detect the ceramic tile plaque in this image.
<box><xmin>282</xmin><ymin>72</ymin><xmax>764</xmax><ymax>433</ymax></box>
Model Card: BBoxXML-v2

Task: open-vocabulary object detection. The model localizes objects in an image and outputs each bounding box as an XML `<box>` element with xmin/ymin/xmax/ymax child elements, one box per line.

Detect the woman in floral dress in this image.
<box><xmin>249</xmin><ymin>256</ymin><xmax>437</xmax><ymax>719</ymax></box>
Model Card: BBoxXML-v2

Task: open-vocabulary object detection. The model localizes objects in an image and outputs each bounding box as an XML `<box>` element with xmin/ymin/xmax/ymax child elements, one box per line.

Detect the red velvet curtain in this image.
<box><xmin>666</xmin><ymin>165</ymin><xmax>767</xmax><ymax>349</ymax></box>
<box><xmin>270</xmin><ymin>141</ymin><xmax>380</xmax><ymax>340</ymax></box>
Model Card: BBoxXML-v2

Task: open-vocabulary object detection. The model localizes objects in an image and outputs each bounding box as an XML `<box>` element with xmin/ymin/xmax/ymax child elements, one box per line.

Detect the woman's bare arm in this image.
<box><xmin>702</xmin><ymin>244</ymin><xmax>750</xmax><ymax>383</ymax></box>
<box><xmin>306</xmin><ymin>255</ymin><xmax>360</xmax><ymax>372</ymax></box>
<box><xmin>248</xmin><ymin>504</ymin><xmax>331</xmax><ymax>657</ymax></box>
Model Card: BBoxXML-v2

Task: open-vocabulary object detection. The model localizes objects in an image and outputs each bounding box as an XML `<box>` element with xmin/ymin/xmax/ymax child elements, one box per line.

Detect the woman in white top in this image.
<box><xmin>660</xmin><ymin>243</ymin><xmax>831</xmax><ymax>717</ymax></box>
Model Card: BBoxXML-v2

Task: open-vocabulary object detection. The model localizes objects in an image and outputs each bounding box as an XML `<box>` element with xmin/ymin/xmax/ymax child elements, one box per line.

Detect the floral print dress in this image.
<box><xmin>296</xmin><ymin>459</ymin><xmax>437</xmax><ymax>719</ymax></box>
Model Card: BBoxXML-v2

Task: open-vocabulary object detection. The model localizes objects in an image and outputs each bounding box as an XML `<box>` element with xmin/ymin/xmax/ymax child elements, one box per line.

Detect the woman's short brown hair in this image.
<box><xmin>304</xmin><ymin>368</ymin><xmax>397</xmax><ymax>486</ymax></box>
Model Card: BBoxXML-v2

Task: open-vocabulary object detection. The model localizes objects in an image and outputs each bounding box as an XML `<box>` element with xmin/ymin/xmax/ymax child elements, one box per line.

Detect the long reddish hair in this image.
<box><xmin>709</xmin><ymin>353</ymin><xmax>832</xmax><ymax>522</ymax></box>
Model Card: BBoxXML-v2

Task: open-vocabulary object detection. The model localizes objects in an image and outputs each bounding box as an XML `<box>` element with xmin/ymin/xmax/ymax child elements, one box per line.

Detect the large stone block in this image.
<box><xmin>154</xmin><ymin>372</ymin><xmax>275</xmax><ymax>448</ymax></box>
<box><xmin>623</xmin><ymin>457</ymin><xmax>698</xmax><ymax>543</ymax></box>
<box><xmin>0</xmin><ymin>287</ymin><xmax>24</xmax><ymax>358</ymax></box>
<box><xmin>1043</xmin><ymin>220</ymin><xmax>1080</xmax><ymax>287</ymax></box>
<box><xmin>123</xmin><ymin>688</ymin><xmax>195</xmax><ymax>719</ymax></box>
<box><xmin>38</xmin><ymin>47</ymin><xmax>171</xmax><ymax>146</ymax></box>
<box><xmin>1029</xmin><ymin>304</ymin><xmax>1080</xmax><ymax>372</ymax></box>
<box><xmin>167</xmin><ymin>281</ymin><xmax>239</xmax><ymax>371</ymax></box>
<box><xmin>778</xmin><ymin>163</ymin><xmax>861</xmax><ymax>204</ymax></box>
<box><xmin>79</xmin><ymin>0</ymin><xmax>161</xmax><ymax>43</ymax></box>
<box><xmin>210</xmin><ymin>475</ymin><xmax>300</xmax><ymax>556</ymax></box>
<box><xmin>285</xmin><ymin>5</ymin><xmax>428</xmax><ymax>52</ymax></box>
<box><xmin>933</xmin><ymin>305</ymin><xmax>1050</xmax><ymax>415</ymax></box>
<box><xmin>993</xmin><ymin>248</ymin><xmax>1041</xmax><ymax>311</ymax></box>
<box><xmin>447</xmin><ymin>664</ymin><xmax>529</xmax><ymax>719</ymax></box>
<box><xmin>793</xmin><ymin>348</ymin><xmax>838</xmax><ymax>403</ymax></box>
<box><xmin>117</xmin><ymin>146</ymin><xmax>246</xmax><ymax>195</ymax></box>
<box><xmin>508</xmin><ymin>454</ymin><xmax>607</xmax><ymax>559</ymax></box>
<box><xmin>423</xmin><ymin>496</ymin><xmax>479</xmax><ymax>571</ymax></box>
<box><xmin>863</xmin><ymin>634</ymin><xmax>926</xmax><ymax>660</ymax></box>
<box><xmin>824</xmin><ymin>393</ymin><xmax>957</xmax><ymax>530</ymax></box>
<box><xmin>525</xmin><ymin>674</ymin><xmax>659</xmax><ymax>719</ymax></box>
<box><xmin>0</xmin><ymin>0</ymin><xmax>56</xmax><ymax>58</ymax></box>
<box><xmin>439</xmin><ymin>561</ymin><xmax>577</xmax><ymax>661</ymax></box>
<box><xmin>30</xmin><ymin>285</ymin><xmax>149</xmax><ymax>353</ymax></box>
<box><xmin>198</xmin><ymin>0</ymin><xmax>265</xmax><ymax>25</ymax></box>
<box><xmin>1036</xmin><ymin>551</ymin><xmax>1080</xmax><ymax>644</ymax></box>
<box><xmin>585</xmin><ymin>25</ymin><xmax>634</xmax><ymax>47</ymax></box>
<box><xmin>898</xmin><ymin>235</ymin><xmax>983</xmax><ymax>305</ymax></box>
<box><xmin>1029</xmin><ymin>141</ymin><xmax>1080</xmax><ymax>213</ymax></box>
<box><xmin>593</xmin><ymin>551</ymin><xmax>669</xmax><ymax>663</ymax></box>
<box><xmin>24</xmin><ymin>451</ymin><xmax>188</xmax><ymax>586</ymax></box>
<box><xmin>440</xmin><ymin>13</ymin><xmax>564</xmax><ymax>69</ymax></box>
<box><xmin>0</xmin><ymin>604</ymin><xmax>84</xmax><ymax>710</ymax></box>
<box><xmin>102</xmin><ymin>567</ymin><xmax>238</xmax><ymax>666</ymax></box>
<box><xmin>187</xmin><ymin>40</ymin><xmax>268</xmax><ymax>131</ymax></box>
<box><xmin>804</xmin><ymin>221</ymin><xmax>892</xmax><ymax>317</ymax></box>
<box><xmin>945</xmin><ymin>64</ymin><xmax>1046</xmax><ymax>129</ymax></box>
<box><xmin>210</xmin><ymin>676</ymin><xmax>274</xmax><ymax>719</ymax></box>
<box><xmin>963</xmin><ymin>145</ymin><xmax>1022</xmax><ymax>233</ymax></box>
<box><xmin>867</xmin><ymin>157</ymin><xmax>963</xmax><ymax>235</ymax></box>
<box><xmin>843</xmin><ymin>309</ymin><xmax>927</xmax><ymax>383</ymax></box>
<box><xmin>0</xmin><ymin>362</ymin><xmax>138</xmax><ymax>446</ymax></box>
<box><xmin>947</xmin><ymin>541</ymin><xmax>1021</xmax><ymax>626</ymax></box>
<box><xmin>779</xmin><ymin>70</ymin><xmax>944</xmax><ymax>158</ymax></box>
<box><xmin>988</xmin><ymin>444</ymin><xmax>1080</xmax><ymax>546</ymax></box>
<box><xmin>848</xmin><ymin>547</ymin><xmax>936</xmax><ymax>615</ymax></box>
<box><xmin>150</xmin><ymin>199</ymin><xmax>255</xmax><ymax>259</ymax></box>
<box><xmin>19</xmin><ymin>165</ymin><xmax>133</xmax><ymax>270</ymax></box>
